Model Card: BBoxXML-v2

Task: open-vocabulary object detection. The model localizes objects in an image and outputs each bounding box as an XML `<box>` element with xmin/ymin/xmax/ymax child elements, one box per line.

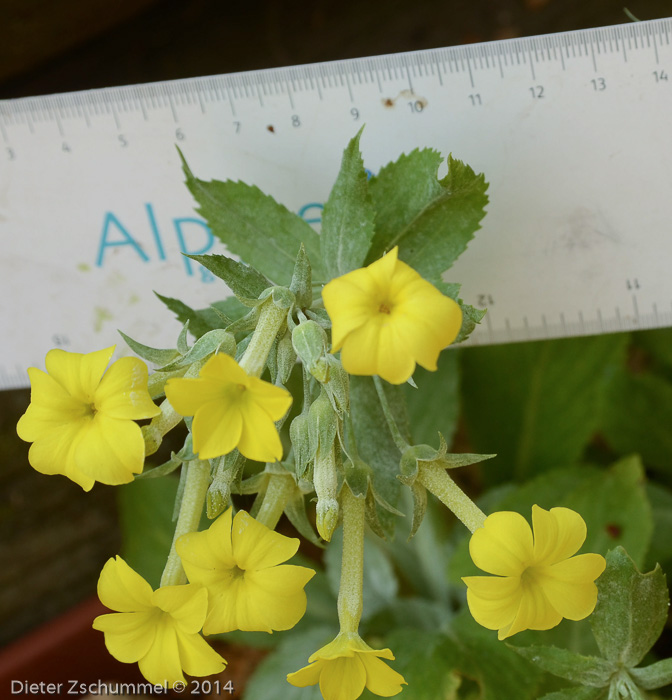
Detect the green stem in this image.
<box><xmin>337</xmin><ymin>486</ymin><xmax>365</xmax><ymax>634</ymax></box>
<box><xmin>255</xmin><ymin>473</ymin><xmax>294</xmax><ymax>529</ymax></box>
<box><xmin>239</xmin><ymin>299</ymin><xmax>287</xmax><ymax>377</ymax></box>
<box><xmin>417</xmin><ymin>462</ymin><xmax>486</xmax><ymax>533</ymax></box>
<box><xmin>160</xmin><ymin>459</ymin><xmax>211</xmax><ymax>587</ymax></box>
<box><xmin>373</xmin><ymin>376</ymin><xmax>409</xmax><ymax>452</ymax></box>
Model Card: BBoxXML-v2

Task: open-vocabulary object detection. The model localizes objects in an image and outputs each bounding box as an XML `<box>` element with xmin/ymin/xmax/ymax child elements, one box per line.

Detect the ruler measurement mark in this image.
<box><xmin>345</xmin><ymin>72</ymin><xmax>354</xmax><ymax>102</ymax></box>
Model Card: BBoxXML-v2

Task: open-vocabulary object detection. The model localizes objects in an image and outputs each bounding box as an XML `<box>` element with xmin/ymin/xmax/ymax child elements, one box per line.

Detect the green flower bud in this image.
<box><xmin>289</xmin><ymin>412</ymin><xmax>312</xmax><ymax>478</ymax></box>
<box><xmin>308</xmin><ymin>390</ymin><xmax>338</xmax><ymax>457</ymax></box>
<box><xmin>314</xmin><ymin>445</ymin><xmax>340</xmax><ymax>542</ymax></box>
<box><xmin>322</xmin><ymin>355</ymin><xmax>349</xmax><ymax>416</ymax></box>
<box><xmin>292</xmin><ymin>320</ymin><xmax>328</xmax><ymax>377</ymax></box>
<box><xmin>276</xmin><ymin>332</ymin><xmax>297</xmax><ymax>386</ymax></box>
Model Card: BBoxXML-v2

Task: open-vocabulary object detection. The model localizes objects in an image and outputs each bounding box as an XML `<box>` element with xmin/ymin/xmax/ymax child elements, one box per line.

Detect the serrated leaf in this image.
<box><xmin>118</xmin><ymin>330</ymin><xmax>180</xmax><ymax>367</ymax></box>
<box><xmin>601</xmin><ymin>368</ymin><xmax>672</xmax><ymax>475</ymax></box>
<box><xmin>180</xmin><ymin>152</ymin><xmax>325</xmax><ymax>285</ymax></box>
<box><xmin>590</xmin><ymin>547</ymin><xmax>669</xmax><ymax>667</ymax></box>
<box><xmin>320</xmin><ymin>128</ymin><xmax>376</xmax><ymax>279</ymax></box>
<box><xmin>368</xmin><ymin>151</ymin><xmax>488</xmax><ymax>279</ymax></box>
<box><xmin>509</xmin><ymin>645</ymin><xmax>614</xmax><ymax>687</ymax></box>
<box><xmin>154</xmin><ymin>292</ymin><xmax>222</xmax><ymax>339</ymax></box>
<box><xmin>460</xmin><ymin>334</ymin><xmax>629</xmax><ymax>483</ymax></box>
<box><xmin>630</xmin><ymin>658</ymin><xmax>672</xmax><ymax>690</ymax></box>
<box><xmin>159</xmin><ymin>329</ymin><xmax>235</xmax><ymax>371</ymax></box>
<box><xmin>187</xmin><ymin>253</ymin><xmax>271</xmax><ymax>301</ymax></box>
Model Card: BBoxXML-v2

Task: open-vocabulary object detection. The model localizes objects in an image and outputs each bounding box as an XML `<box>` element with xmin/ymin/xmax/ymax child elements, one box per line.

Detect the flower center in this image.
<box><xmin>231</xmin><ymin>565</ymin><xmax>245</xmax><ymax>581</ymax></box>
<box><xmin>84</xmin><ymin>402</ymin><xmax>98</xmax><ymax>419</ymax></box>
<box><xmin>378</xmin><ymin>302</ymin><xmax>392</xmax><ymax>315</ymax></box>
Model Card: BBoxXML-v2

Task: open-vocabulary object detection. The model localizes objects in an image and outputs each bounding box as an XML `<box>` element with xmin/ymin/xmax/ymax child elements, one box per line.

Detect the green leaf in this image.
<box><xmin>460</xmin><ymin>334</ymin><xmax>629</xmax><ymax>483</ymax></box>
<box><xmin>564</xmin><ymin>456</ymin><xmax>653</xmax><ymax>567</ymax></box>
<box><xmin>404</xmin><ymin>347</ymin><xmax>460</xmax><ymax>446</ymax></box>
<box><xmin>377</xmin><ymin>629</ymin><xmax>461</xmax><ymax>700</ymax></box>
<box><xmin>320</xmin><ymin>128</ymin><xmax>376</xmax><ymax>279</ymax></box>
<box><xmin>509</xmin><ymin>645</ymin><xmax>614</xmax><ymax>687</ymax></box>
<box><xmin>118</xmin><ymin>330</ymin><xmax>180</xmax><ymax>367</ymax></box>
<box><xmin>117</xmin><ymin>476</ymin><xmax>179</xmax><ymax>589</ymax></box>
<box><xmin>368</xmin><ymin>151</ymin><xmax>488</xmax><ymax>279</ymax></box>
<box><xmin>154</xmin><ymin>292</ymin><xmax>222</xmax><ymax>339</ymax></box>
<box><xmin>349</xmin><ymin>376</ymin><xmax>407</xmax><ymax>536</ymax></box>
<box><xmin>244</xmin><ymin>625</ymin><xmax>334</xmax><ymax>700</ymax></box>
<box><xmin>630</xmin><ymin>658</ymin><xmax>672</xmax><ymax>690</ymax></box>
<box><xmin>645</xmin><ymin>482</ymin><xmax>672</xmax><ymax>571</ymax></box>
<box><xmin>590</xmin><ymin>547</ymin><xmax>669</xmax><ymax>667</ymax></box>
<box><xmin>187</xmin><ymin>253</ymin><xmax>271</xmax><ymax>301</ymax></box>
<box><xmin>180</xmin><ymin>152</ymin><xmax>325</xmax><ymax>285</ymax></box>
<box><xmin>601</xmin><ymin>368</ymin><xmax>672</xmax><ymax>475</ymax></box>
<box><xmin>632</xmin><ymin>327</ymin><xmax>672</xmax><ymax>368</ymax></box>
<box><xmin>158</xmin><ymin>329</ymin><xmax>235</xmax><ymax>371</ymax></box>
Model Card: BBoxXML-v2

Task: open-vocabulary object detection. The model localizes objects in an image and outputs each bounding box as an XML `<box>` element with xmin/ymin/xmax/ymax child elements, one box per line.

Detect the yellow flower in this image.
<box><xmin>92</xmin><ymin>556</ymin><xmax>226</xmax><ymax>687</ymax></box>
<box><xmin>287</xmin><ymin>633</ymin><xmax>406</xmax><ymax>700</ymax></box>
<box><xmin>462</xmin><ymin>505</ymin><xmax>606</xmax><ymax>640</ymax></box>
<box><xmin>176</xmin><ymin>507</ymin><xmax>315</xmax><ymax>634</ymax></box>
<box><xmin>321</xmin><ymin>246</ymin><xmax>462</xmax><ymax>385</ymax></box>
<box><xmin>16</xmin><ymin>346</ymin><xmax>160</xmax><ymax>491</ymax></box>
<box><xmin>165</xmin><ymin>353</ymin><xmax>292</xmax><ymax>462</ymax></box>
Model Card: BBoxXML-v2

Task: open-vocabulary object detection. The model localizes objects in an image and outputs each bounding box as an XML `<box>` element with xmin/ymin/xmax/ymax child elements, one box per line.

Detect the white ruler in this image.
<box><xmin>2</xmin><ymin>18</ymin><xmax>672</xmax><ymax>389</ymax></box>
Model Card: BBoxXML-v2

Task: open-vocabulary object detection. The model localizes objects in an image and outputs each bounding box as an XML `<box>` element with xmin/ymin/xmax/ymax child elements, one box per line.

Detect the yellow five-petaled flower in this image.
<box><xmin>287</xmin><ymin>632</ymin><xmax>406</xmax><ymax>700</ymax></box>
<box><xmin>165</xmin><ymin>353</ymin><xmax>292</xmax><ymax>462</ymax></box>
<box><xmin>322</xmin><ymin>246</ymin><xmax>462</xmax><ymax>385</ymax></box>
<box><xmin>17</xmin><ymin>346</ymin><xmax>160</xmax><ymax>490</ymax></box>
<box><xmin>93</xmin><ymin>556</ymin><xmax>226</xmax><ymax>687</ymax></box>
<box><xmin>176</xmin><ymin>507</ymin><xmax>315</xmax><ymax>634</ymax></box>
<box><xmin>462</xmin><ymin>505</ymin><xmax>606</xmax><ymax>640</ymax></box>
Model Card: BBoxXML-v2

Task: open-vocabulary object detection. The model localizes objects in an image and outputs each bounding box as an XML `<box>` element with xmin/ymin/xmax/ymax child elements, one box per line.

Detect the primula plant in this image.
<box><xmin>17</xmin><ymin>130</ymin><xmax>672</xmax><ymax>699</ymax></box>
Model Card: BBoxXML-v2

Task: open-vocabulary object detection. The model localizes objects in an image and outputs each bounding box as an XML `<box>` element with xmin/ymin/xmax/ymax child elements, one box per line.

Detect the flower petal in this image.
<box><xmin>462</xmin><ymin>575</ymin><xmax>522</xmax><ymax>632</ymax></box>
<box><xmin>320</xmin><ymin>655</ymin><xmax>367</xmax><ymax>700</ymax></box>
<box><xmin>175</xmin><ymin>628</ymin><xmax>227</xmax><ymax>678</ymax></box>
<box><xmin>191</xmin><ymin>399</ymin><xmax>243</xmax><ymax>459</ymax></box>
<box><xmin>75</xmin><ymin>414</ymin><xmax>144</xmax><ymax>484</ymax></box>
<box><xmin>287</xmin><ymin>660</ymin><xmax>325</xmax><ymax>688</ymax></box>
<box><xmin>532</xmin><ymin>505</ymin><xmax>587</xmax><ymax>566</ymax></box>
<box><xmin>200</xmin><ymin>352</ymin><xmax>249</xmax><ymax>383</ymax></box>
<box><xmin>232</xmin><ymin>510</ymin><xmax>299</xmax><ymax>570</ymax></box>
<box><xmin>164</xmin><ymin>377</ymin><xmax>225</xmax><ymax>417</ymax></box>
<box><xmin>95</xmin><ymin>357</ymin><xmax>159</xmax><ymax>420</ymax></box>
<box><xmin>242</xmin><ymin>565</ymin><xmax>314</xmax><ymax>630</ymax></box>
<box><xmin>246</xmin><ymin>377</ymin><xmax>293</xmax><ymax>420</ymax></box>
<box><xmin>93</xmin><ymin>610</ymin><xmax>158</xmax><ymax>663</ymax></box>
<box><xmin>500</xmin><ymin>577</ymin><xmax>562</xmax><ymax>639</ymax></box>
<box><xmin>202</xmin><ymin>577</ymin><xmax>246</xmax><ymax>634</ymax></box>
<box><xmin>177</xmin><ymin>508</ymin><xmax>236</xmax><ymax>578</ymax></box>
<box><xmin>469</xmin><ymin>511</ymin><xmax>534</xmax><ymax>577</ymax></box>
<box><xmin>96</xmin><ymin>556</ymin><xmax>154</xmax><ymax>612</ymax></box>
<box><xmin>360</xmin><ymin>653</ymin><xmax>407</xmax><ymax>697</ymax></box>
<box><xmin>237</xmin><ymin>398</ymin><xmax>284</xmax><ymax>462</ymax></box>
<box><xmin>152</xmin><ymin>584</ymin><xmax>208</xmax><ymax>634</ymax></box>
<box><xmin>137</xmin><ymin>619</ymin><xmax>185</xmax><ymax>687</ymax></box>
<box><xmin>45</xmin><ymin>346</ymin><xmax>114</xmax><ymax>402</ymax></box>
<box><xmin>537</xmin><ymin>553</ymin><xmax>606</xmax><ymax>621</ymax></box>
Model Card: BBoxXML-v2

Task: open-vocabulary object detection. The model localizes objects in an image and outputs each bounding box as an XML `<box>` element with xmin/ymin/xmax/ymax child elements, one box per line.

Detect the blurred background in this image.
<box><xmin>1</xmin><ymin>0</ymin><xmax>671</xmax><ymax>688</ymax></box>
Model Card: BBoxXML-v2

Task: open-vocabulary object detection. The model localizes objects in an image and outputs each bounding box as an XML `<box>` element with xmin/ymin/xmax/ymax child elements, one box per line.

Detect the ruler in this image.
<box><xmin>2</xmin><ymin>18</ymin><xmax>672</xmax><ymax>389</ymax></box>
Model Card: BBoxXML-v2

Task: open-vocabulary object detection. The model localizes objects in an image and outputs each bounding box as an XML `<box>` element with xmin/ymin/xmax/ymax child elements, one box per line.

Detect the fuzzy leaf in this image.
<box><xmin>320</xmin><ymin>128</ymin><xmax>376</xmax><ymax>279</ymax></box>
<box><xmin>539</xmin><ymin>688</ymin><xmax>606</xmax><ymax>700</ymax></box>
<box><xmin>368</xmin><ymin>151</ymin><xmax>488</xmax><ymax>278</ymax></box>
<box><xmin>187</xmin><ymin>253</ymin><xmax>271</xmax><ymax>301</ymax></box>
<box><xmin>590</xmin><ymin>547</ymin><xmax>669</xmax><ymax>667</ymax></box>
<box><xmin>158</xmin><ymin>329</ymin><xmax>235</xmax><ymax>371</ymax></box>
<box><xmin>630</xmin><ymin>658</ymin><xmax>672</xmax><ymax>690</ymax></box>
<box><xmin>509</xmin><ymin>645</ymin><xmax>614</xmax><ymax>687</ymax></box>
<box><xmin>180</xmin><ymin>152</ymin><xmax>325</xmax><ymax>285</ymax></box>
<box><xmin>154</xmin><ymin>292</ymin><xmax>222</xmax><ymax>339</ymax></box>
<box><xmin>118</xmin><ymin>330</ymin><xmax>180</xmax><ymax>366</ymax></box>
